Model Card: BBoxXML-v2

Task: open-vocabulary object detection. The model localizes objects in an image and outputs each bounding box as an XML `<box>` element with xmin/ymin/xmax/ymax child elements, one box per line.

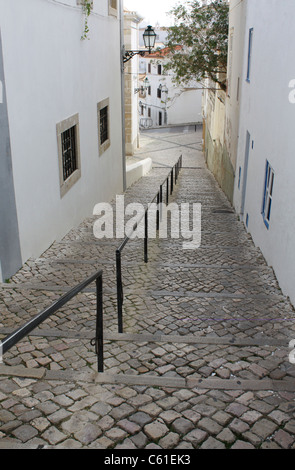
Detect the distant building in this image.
<box><xmin>139</xmin><ymin>37</ymin><xmax>203</xmax><ymax>129</ymax></box>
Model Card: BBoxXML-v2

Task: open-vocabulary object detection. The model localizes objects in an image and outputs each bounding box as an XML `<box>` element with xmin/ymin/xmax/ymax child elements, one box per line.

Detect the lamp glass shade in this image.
<box><xmin>143</xmin><ymin>26</ymin><xmax>156</xmax><ymax>52</ymax></box>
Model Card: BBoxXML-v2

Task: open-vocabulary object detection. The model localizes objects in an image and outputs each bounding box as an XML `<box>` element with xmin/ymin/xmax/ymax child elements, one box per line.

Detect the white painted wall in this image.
<box><xmin>232</xmin><ymin>0</ymin><xmax>295</xmax><ymax>306</ymax></box>
<box><xmin>0</xmin><ymin>0</ymin><xmax>123</xmax><ymax>266</ymax></box>
<box><xmin>167</xmin><ymin>88</ymin><xmax>203</xmax><ymax>125</ymax></box>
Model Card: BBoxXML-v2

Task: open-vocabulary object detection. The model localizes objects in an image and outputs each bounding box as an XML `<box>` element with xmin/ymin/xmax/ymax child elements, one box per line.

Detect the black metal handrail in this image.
<box><xmin>116</xmin><ymin>155</ymin><xmax>183</xmax><ymax>333</ymax></box>
<box><xmin>0</xmin><ymin>269</ymin><xmax>104</xmax><ymax>372</ymax></box>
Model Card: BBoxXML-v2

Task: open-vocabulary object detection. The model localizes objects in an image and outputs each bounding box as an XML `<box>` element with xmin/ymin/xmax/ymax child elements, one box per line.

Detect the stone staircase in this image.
<box><xmin>1</xmin><ymin>152</ymin><xmax>294</xmax><ymax>387</ymax></box>
<box><xmin>1</xmin><ymin>128</ymin><xmax>295</xmax><ymax>449</ymax></box>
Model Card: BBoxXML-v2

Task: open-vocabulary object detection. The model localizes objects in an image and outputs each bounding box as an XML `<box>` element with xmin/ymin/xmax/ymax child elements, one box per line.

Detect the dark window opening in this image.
<box><xmin>61</xmin><ymin>126</ymin><xmax>77</xmax><ymax>181</ymax></box>
<box><xmin>159</xmin><ymin>112</ymin><xmax>162</xmax><ymax>126</ymax></box>
<box><xmin>100</xmin><ymin>106</ymin><xmax>108</xmax><ymax>145</ymax></box>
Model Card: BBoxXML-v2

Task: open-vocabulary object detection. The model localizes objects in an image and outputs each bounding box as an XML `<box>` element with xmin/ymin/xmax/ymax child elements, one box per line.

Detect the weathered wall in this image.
<box><xmin>205</xmin><ymin>126</ymin><xmax>235</xmax><ymax>204</ymax></box>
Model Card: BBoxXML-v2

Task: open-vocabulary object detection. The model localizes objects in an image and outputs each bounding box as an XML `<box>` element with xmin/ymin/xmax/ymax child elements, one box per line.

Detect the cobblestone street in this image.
<box><xmin>0</xmin><ymin>126</ymin><xmax>295</xmax><ymax>449</ymax></box>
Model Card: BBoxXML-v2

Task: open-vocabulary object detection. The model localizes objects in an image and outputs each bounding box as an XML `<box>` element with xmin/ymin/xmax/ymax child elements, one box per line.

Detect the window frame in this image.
<box><xmin>56</xmin><ymin>113</ymin><xmax>81</xmax><ymax>198</ymax></box>
<box><xmin>246</xmin><ymin>28</ymin><xmax>253</xmax><ymax>82</ymax></box>
<box><xmin>97</xmin><ymin>98</ymin><xmax>111</xmax><ymax>156</ymax></box>
<box><xmin>108</xmin><ymin>0</ymin><xmax>118</xmax><ymax>17</ymax></box>
<box><xmin>262</xmin><ymin>160</ymin><xmax>274</xmax><ymax>229</ymax></box>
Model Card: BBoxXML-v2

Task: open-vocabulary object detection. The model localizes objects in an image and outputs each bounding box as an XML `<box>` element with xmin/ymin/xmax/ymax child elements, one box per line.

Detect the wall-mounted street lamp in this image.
<box><xmin>134</xmin><ymin>77</ymin><xmax>150</xmax><ymax>94</ymax></box>
<box><xmin>123</xmin><ymin>25</ymin><xmax>156</xmax><ymax>64</ymax></box>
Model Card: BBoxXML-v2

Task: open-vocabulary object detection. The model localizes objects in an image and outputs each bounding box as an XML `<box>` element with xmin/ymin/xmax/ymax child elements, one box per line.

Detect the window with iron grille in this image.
<box><xmin>56</xmin><ymin>113</ymin><xmax>81</xmax><ymax>198</ymax></box>
<box><xmin>61</xmin><ymin>126</ymin><xmax>77</xmax><ymax>181</ymax></box>
<box><xmin>100</xmin><ymin>107</ymin><xmax>108</xmax><ymax>145</ymax></box>
<box><xmin>97</xmin><ymin>98</ymin><xmax>110</xmax><ymax>155</ymax></box>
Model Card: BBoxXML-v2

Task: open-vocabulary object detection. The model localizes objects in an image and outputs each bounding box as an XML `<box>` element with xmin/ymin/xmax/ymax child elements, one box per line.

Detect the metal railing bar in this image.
<box><xmin>115</xmin><ymin>155</ymin><xmax>183</xmax><ymax>333</ymax></box>
<box><xmin>116</xmin><ymin>250</ymin><xmax>124</xmax><ymax>334</ymax></box>
<box><xmin>1</xmin><ymin>269</ymin><xmax>104</xmax><ymax>372</ymax></box>
<box><xmin>95</xmin><ymin>276</ymin><xmax>103</xmax><ymax>372</ymax></box>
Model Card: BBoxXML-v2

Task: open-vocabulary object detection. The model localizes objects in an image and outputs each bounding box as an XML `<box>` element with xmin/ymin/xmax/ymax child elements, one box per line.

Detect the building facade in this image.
<box><xmin>0</xmin><ymin>0</ymin><xmax>124</xmax><ymax>282</ymax></box>
<box><xmin>204</xmin><ymin>0</ymin><xmax>295</xmax><ymax>306</ymax></box>
<box><xmin>231</xmin><ymin>0</ymin><xmax>295</xmax><ymax>307</ymax></box>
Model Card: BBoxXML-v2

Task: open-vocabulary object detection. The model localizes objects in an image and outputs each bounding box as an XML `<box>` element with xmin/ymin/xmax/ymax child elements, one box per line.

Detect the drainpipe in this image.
<box><xmin>119</xmin><ymin>0</ymin><xmax>127</xmax><ymax>192</ymax></box>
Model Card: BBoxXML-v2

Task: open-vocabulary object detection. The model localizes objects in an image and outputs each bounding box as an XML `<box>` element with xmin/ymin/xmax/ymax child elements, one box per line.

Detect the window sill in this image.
<box><xmin>60</xmin><ymin>168</ymin><xmax>81</xmax><ymax>198</ymax></box>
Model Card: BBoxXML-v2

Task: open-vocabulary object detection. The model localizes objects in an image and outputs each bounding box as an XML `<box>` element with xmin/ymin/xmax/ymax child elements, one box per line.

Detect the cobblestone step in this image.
<box><xmin>1</xmin><ymin>363</ymin><xmax>295</xmax><ymax>393</ymax></box>
<box><xmin>1</xmin><ymin>324</ymin><xmax>295</xmax><ymax>383</ymax></box>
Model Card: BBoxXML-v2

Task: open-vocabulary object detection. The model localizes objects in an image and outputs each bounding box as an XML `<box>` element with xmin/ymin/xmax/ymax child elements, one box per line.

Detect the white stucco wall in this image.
<box><xmin>232</xmin><ymin>0</ymin><xmax>295</xmax><ymax>306</ymax></box>
<box><xmin>0</xmin><ymin>0</ymin><xmax>123</xmax><ymax>266</ymax></box>
<box><xmin>167</xmin><ymin>88</ymin><xmax>203</xmax><ymax>125</ymax></box>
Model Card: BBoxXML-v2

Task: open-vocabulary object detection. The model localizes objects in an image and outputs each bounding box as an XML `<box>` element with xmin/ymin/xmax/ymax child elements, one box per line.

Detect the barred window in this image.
<box><xmin>97</xmin><ymin>98</ymin><xmax>110</xmax><ymax>155</ymax></box>
<box><xmin>61</xmin><ymin>126</ymin><xmax>77</xmax><ymax>181</ymax></box>
<box><xmin>100</xmin><ymin>107</ymin><xmax>108</xmax><ymax>145</ymax></box>
<box><xmin>56</xmin><ymin>113</ymin><xmax>81</xmax><ymax>198</ymax></box>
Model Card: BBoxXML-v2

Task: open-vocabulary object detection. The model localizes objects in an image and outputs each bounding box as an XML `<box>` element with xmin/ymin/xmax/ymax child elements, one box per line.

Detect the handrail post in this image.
<box><xmin>156</xmin><ymin>192</ymin><xmax>160</xmax><ymax>231</ymax></box>
<box><xmin>170</xmin><ymin>168</ymin><xmax>173</xmax><ymax>194</ymax></box>
<box><xmin>166</xmin><ymin>177</ymin><xmax>169</xmax><ymax>205</ymax></box>
<box><xmin>96</xmin><ymin>274</ymin><xmax>104</xmax><ymax>372</ymax></box>
<box><xmin>159</xmin><ymin>184</ymin><xmax>163</xmax><ymax>222</ymax></box>
<box><xmin>144</xmin><ymin>210</ymin><xmax>148</xmax><ymax>263</ymax></box>
<box><xmin>116</xmin><ymin>250</ymin><xmax>124</xmax><ymax>333</ymax></box>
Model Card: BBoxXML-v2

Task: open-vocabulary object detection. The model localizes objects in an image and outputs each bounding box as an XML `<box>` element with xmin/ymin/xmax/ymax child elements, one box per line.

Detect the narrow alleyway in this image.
<box><xmin>0</xmin><ymin>126</ymin><xmax>295</xmax><ymax>449</ymax></box>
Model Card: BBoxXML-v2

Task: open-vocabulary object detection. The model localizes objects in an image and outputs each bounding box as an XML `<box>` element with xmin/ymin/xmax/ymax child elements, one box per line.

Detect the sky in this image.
<box><xmin>123</xmin><ymin>0</ymin><xmax>181</xmax><ymax>26</ymax></box>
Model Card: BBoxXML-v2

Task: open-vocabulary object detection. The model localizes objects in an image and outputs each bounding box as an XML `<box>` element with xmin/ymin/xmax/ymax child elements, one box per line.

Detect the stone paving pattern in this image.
<box><xmin>0</xmin><ymin>126</ymin><xmax>295</xmax><ymax>449</ymax></box>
